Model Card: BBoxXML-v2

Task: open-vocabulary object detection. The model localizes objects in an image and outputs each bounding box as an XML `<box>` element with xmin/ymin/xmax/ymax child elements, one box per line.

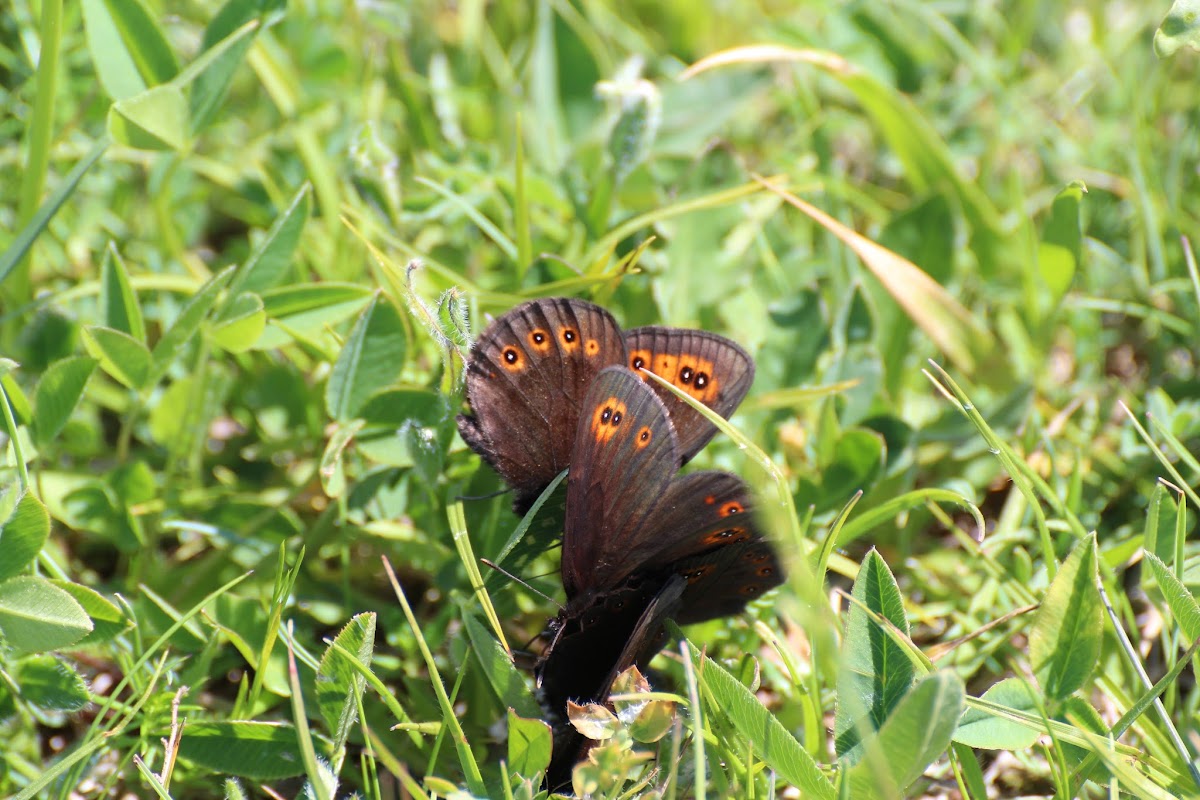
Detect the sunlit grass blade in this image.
<box><xmin>2</xmin><ymin>138</ymin><xmax>109</xmax><ymax>290</ymax></box>
<box><xmin>1122</xmin><ymin>402</ymin><xmax>1200</xmax><ymax>509</ymax></box>
<box><xmin>579</xmin><ymin>178</ymin><xmax>779</xmax><ymax>274</ymax></box>
<box><xmin>415</xmin><ymin>177</ymin><xmax>518</xmax><ymax>262</ymax></box>
<box><xmin>13</xmin><ymin>652</ymin><xmax>170</xmax><ymax>800</ymax></box>
<box><xmin>746</xmin><ymin>379</ymin><xmax>860</xmax><ymax>411</ymax></box>
<box><xmin>287</xmin><ymin>620</ymin><xmax>333</xmax><ymax>800</ymax></box>
<box><xmin>836</xmin><ymin>488</ymin><xmax>984</xmax><ymax>547</ymax></box>
<box><xmin>381</xmin><ymin>556</ymin><xmax>485</xmax><ymax>795</ymax></box>
<box><xmin>757</xmin><ymin>176</ymin><xmax>984</xmax><ymax>373</ymax></box>
<box><xmin>448</xmin><ymin>501</ymin><xmax>508</xmax><ymax>652</ymax></box>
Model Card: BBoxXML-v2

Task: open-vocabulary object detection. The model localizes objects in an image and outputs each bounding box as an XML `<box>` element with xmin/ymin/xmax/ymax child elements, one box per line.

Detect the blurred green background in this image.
<box><xmin>2</xmin><ymin>0</ymin><xmax>1200</xmax><ymax>797</ymax></box>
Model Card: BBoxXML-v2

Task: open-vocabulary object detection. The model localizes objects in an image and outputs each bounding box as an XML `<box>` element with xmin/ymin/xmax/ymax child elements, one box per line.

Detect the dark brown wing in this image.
<box><xmin>623</xmin><ymin>326</ymin><xmax>754</xmax><ymax>462</ymax></box>
<box><xmin>672</xmin><ymin>538</ymin><xmax>785</xmax><ymax>624</ymax></box>
<box><xmin>457</xmin><ymin>298</ymin><xmax>626</xmax><ymax>511</ymax></box>
<box><xmin>561</xmin><ymin>366</ymin><xmax>681</xmax><ymax>597</ymax></box>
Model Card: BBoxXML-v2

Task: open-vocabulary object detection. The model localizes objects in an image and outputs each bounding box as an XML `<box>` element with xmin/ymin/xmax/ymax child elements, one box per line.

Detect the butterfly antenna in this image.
<box><xmin>480</xmin><ymin>558</ymin><xmax>564</xmax><ymax>611</ymax></box>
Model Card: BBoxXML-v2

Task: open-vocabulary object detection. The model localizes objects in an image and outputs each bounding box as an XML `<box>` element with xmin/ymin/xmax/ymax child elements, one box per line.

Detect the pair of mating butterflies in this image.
<box><xmin>456</xmin><ymin>297</ymin><xmax>785</xmax><ymax>786</ymax></box>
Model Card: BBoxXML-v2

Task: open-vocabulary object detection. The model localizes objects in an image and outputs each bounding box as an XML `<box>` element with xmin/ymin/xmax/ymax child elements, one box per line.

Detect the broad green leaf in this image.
<box><xmin>148</xmin><ymin>266</ymin><xmax>234</xmax><ymax>383</ymax></box>
<box><xmin>325</xmin><ymin>295</ymin><xmax>408</xmax><ymax>421</ymax></box>
<box><xmin>82</xmin><ymin>326</ymin><xmax>151</xmax><ymax>390</ymax></box>
<box><xmin>316</xmin><ymin>612</ymin><xmax>376</xmax><ymax>751</ymax></box>
<box><xmin>798</xmin><ymin>427</ymin><xmax>884</xmax><ymax>513</ymax></box>
<box><xmin>507</xmin><ymin>709</ymin><xmax>552</xmax><ymax>778</ymax></box>
<box><xmin>0</xmin><ymin>493</ymin><xmax>50</xmax><ymax>581</ymax></box>
<box><xmin>1030</xmin><ymin>533</ymin><xmax>1101</xmax><ymax>702</ymax></box>
<box><xmin>256</xmin><ymin>283</ymin><xmax>373</xmax><ymax>350</ymax></box>
<box><xmin>108</xmin><ymin>84</ymin><xmax>190</xmax><ymax>151</ymax></box>
<box><xmin>843</xmin><ymin>671</ymin><xmax>965</xmax><ymax>800</ymax></box>
<box><xmin>1037</xmin><ymin>181</ymin><xmax>1085</xmax><ymax>308</ymax></box>
<box><xmin>99</xmin><ymin>243</ymin><xmax>145</xmax><ymax>341</ymax></box>
<box><xmin>686</xmin><ymin>638</ymin><xmax>835</xmax><ymax>799</ymax></box>
<box><xmin>81</xmin><ymin>0</ymin><xmax>179</xmax><ymax>100</ymax></box>
<box><xmin>835</xmin><ymin>548</ymin><xmax>914</xmax><ymax>760</ymax></box>
<box><xmin>1143</xmin><ymin>484</ymin><xmax>1179</xmax><ymax>567</ymax></box>
<box><xmin>225</xmin><ymin>185</ymin><xmax>312</xmax><ymax>298</ymax></box>
<box><xmin>953</xmin><ymin>678</ymin><xmax>1041</xmax><ymax>749</ymax></box>
<box><xmin>176</xmin><ymin>721</ymin><xmax>309</xmax><ymax>779</ymax></box>
<box><xmin>211</xmin><ymin>293</ymin><xmax>266</xmax><ymax>352</ymax></box>
<box><xmin>357</xmin><ymin>389</ymin><xmax>453</xmax><ymax>485</ymax></box>
<box><xmin>191</xmin><ymin>0</ymin><xmax>282</xmax><ymax>131</ymax></box>
<box><xmin>462</xmin><ymin>610</ymin><xmax>541</xmax><ymax>718</ymax></box>
<box><xmin>81</xmin><ymin>0</ymin><xmax>146</xmax><ymax>99</ymax></box>
<box><xmin>16</xmin><ymin>655</ymin><xmax>90</xmax><ymax>712</ymax></box>
<box><xmin>1155</xmin><ymin>0</ymin><xmax>1200</xmax><ymax>57</ymax></box>
<box><xmin>0</xmin><ymin>576</ymin><xmax>94</xmax><ymax>652</ymax></box>
<box><xmin>33</xmin><ymin>356</ymin><xmax>97</xmax><ymax>448</ymax></box>
<box><xmin>49</xmin><ymin>580</ymin><xmax>128</xmax><ymax>645</ymax></box>
<box><xmin>1145</xmin><ymin>552</ymin><xmax>1200</xmax><ymax>641</ymax></box>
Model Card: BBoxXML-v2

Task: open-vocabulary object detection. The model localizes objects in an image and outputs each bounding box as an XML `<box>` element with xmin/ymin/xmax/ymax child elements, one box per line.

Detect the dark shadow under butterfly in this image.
<box><xmin>456</xmin><ymin>297</ymin><xmax>754</xmax><ymax>513</ymax></box>
<box><xmin>534</xmin><ymin>366</ymin><xmax>785</xmax><ymax>789</ymax></box>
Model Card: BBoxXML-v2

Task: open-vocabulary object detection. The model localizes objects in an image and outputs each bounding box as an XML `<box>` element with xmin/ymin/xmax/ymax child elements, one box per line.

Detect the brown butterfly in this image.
<box><xmin>456</xmin><ymin>298</ymin><xmax>754</xmax><ymax>512</ymax></box>
<box><xmin>535</xmin><ymin>366</ymin><xmax>785</xmax><ymax>787</ymax></box>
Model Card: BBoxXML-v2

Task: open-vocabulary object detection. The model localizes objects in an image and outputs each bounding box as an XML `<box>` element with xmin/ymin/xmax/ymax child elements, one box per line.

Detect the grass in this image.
<box><xmin>3</xmin><ymin>0</ymin><xmax>1200</xmax><ymax>797</ymax></box>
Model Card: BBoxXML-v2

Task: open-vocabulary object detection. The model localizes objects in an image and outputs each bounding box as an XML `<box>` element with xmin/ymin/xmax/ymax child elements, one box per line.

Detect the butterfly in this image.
<box><xmin>535</xmin><ymin>365</ymin><xmax>785</xmax><ymax>787</ymax></box>
<box><xmin>456</xmin><ymin>297</ymin><xmax>755</xmax><ymax>512</ymax></box>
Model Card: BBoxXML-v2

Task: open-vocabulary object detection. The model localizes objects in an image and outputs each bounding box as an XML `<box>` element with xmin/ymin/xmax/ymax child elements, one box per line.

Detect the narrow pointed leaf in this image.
<box><xmin>836</xmin><ymin>549</ymin><xmax>914</xmax><ymax>760</ymax></box>
<box><xmin>1030</xmin><ymin>533</ymin><xmax>1101</xmax><ymax>701</ymax></box>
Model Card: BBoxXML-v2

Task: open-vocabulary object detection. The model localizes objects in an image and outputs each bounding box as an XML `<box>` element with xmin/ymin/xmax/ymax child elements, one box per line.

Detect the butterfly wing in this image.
<box><xmin>458</xmin><ymin>298</ymin><xmax>626</xmax><ymax>511</ymax></box>
<box><xmin>561</xmin><ymin>366</ymin><xmax>681</xmax><ymax>597</ymax></box>
<box><xmin>589</xmin><ymin>469</ymin><xmax>785</xmax><ymax>623</ymax></box>
<box><xmin>672</xmin><ymin>538</ymin><xmax>784</xmax><ymax>624</ymax></box>
<box><xmin>623</xmin><ymin>326</ymin><xmax>755</xmax><ymax>462</ymax></box>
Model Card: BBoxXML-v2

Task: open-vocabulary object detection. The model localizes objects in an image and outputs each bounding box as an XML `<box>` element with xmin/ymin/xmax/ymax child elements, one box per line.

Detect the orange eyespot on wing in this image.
<box><xmin>632</xmin><ymin>348</ymin><xmax>722</xmax><ymax>403</ymax></box>
<box><xmin>702</xmin><ymin>526</ymin><xmax>750</xmax><ymax>546</ymax></box>
<box><xmin>676</xmin><ymin>357</ymin><xmax>719</xmax><ymax>402</ymax></box>
<box><xmin>590</xmin><ymin>396</ymin><xmax>628</xmax><ymax>443</ymax></box>
<box><xmin>629</xmin><ymin>349</ymin><xmax>651</xmax><ymax>372</ymax></box>
<box><xmin>527</xmin><ymin>329</ymin><xmax>552</xmax><ymax>353</ymax></box>
<box><xmin>585</xmin><ymin>339</ymin><xmax>600</xmax><ymax>356</ymax></box>
<box><xmin>560</xmin><ymin>327</ymin><xmax>580</xmax><ymax>350</ymax></box>
<box><xmin>501</xmin><ymin>346</ymin><xmax>525</xmax><ymax>371</ymax></box>
<box><xmin>756</xmin><ymin>565</ymin><xmax>776</xmax><ymax>578</ymax></box>
<box><xmin>635</xmin><ymin>426</ymin><xmax>653</xmax><ymax>448</ymax></box>
<box><xmin>719</xmin><ymin>501</ymin><xmax>742</xmax><ymax>517</ymax></box>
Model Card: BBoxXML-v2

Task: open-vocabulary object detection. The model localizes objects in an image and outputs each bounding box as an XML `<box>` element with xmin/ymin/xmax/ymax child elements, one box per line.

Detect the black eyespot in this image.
<box><xmin>611</xmin><ymin>411</ymin><xmax>622</xmax><ymax>425</ymax></box>
<box><xmin>639</xmin><ymin>430</ymin><xmax>650</xmax><ymax>441</ymax></box>
<box><xmin>680</xmin><ymin>366</ymin><xmax>694</xmax><ymax>383</ymax></box>
<box><xmin>695</xmin><ymin>372</ymin><xmax>709</xmax><ymax>388</ymax></box>
<box><xmin>503</xmin><ymin>349</ymin><xmax>518</xmax><ymax>363</ymax></box>
<box><xmin>533</xmin><ymin>331</ymin><xmax>546</xmax><ymax>344</ymax></box>
<box><xmin>742</xmin><ymin>584</ymin><xmax>761</xmax><ymax>596</ymax></box>
<box><xmin>601</xmin><ymin>408</ymin><xmax>612</xmax><ymax>423</ymax></box>
<box><xmin>757</xmin><ymin>566</ymin><xmax>775</xmax><ymax>577</ymax></box>
<box><xmin>563</xmin><ymin>329</ymin><xmax>577</xmax><ymax>342</ymax></box>
<box><xmin>632</xmin><ymin>356</ymin><xmax>644</xmax><ymax>369</ymax></box>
